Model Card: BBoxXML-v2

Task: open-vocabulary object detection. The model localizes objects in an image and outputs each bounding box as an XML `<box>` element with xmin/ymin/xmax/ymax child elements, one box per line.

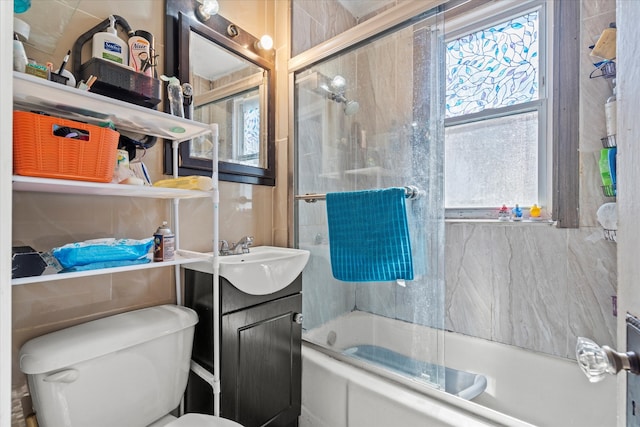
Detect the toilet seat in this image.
<box><xmin>166</xmin><ymin>413</ymin><xmax>243</xmax><ymax>427</ymax></box>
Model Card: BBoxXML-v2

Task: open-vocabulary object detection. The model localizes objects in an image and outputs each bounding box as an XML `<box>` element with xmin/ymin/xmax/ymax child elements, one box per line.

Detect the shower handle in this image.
<box><xmin>576</xmin><ymin>336</ymin><xmax>640</xmax><ymax>382</ymax></box>
<box><xmin>293</xmin><ymin>313</ymin><xmax>304</xmax><ymax>324</ymax></box>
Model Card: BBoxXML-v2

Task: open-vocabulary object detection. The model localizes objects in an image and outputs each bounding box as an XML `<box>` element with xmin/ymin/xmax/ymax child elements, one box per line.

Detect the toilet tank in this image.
<box><xmin>19</xmin><ymin>305</ymin><xmax>199</xmax><ymax>427</ymax></box>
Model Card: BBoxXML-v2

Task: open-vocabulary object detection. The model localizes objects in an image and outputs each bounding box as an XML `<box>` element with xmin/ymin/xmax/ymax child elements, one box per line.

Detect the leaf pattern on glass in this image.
<box><xmin>446</xmin><ymin>12</ymin><xmax>539</xmax><ymax>118</ymax></box>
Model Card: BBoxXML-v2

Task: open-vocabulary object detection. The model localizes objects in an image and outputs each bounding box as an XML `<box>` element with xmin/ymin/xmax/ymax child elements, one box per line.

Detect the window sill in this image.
<box><xmin>445</xmin><ymin>218</ymin><xmax>556</xmax><ymax>226</ymax></box>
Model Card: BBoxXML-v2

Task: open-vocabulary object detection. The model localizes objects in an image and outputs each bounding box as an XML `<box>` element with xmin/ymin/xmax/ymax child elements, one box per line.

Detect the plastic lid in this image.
<box><xmin>19</xmin><ymin>305</ymin><xmax>198</xmax><ymax>374</ymax></box>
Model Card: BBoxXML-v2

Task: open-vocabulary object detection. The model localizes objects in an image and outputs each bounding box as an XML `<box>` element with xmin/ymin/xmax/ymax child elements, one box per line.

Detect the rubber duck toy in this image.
<box><xmin>498</xmin><ymin>204</ymin><xmax>510</xmax><ymax>221</ymax></box>
<box><xmin>529</xmin><ymin>204</ymin><xmax>541</xmax><ymax>219</ymax></box>
<box><xmin>512</xmin><ymin>204</ymin><xmax>523</xmax><ymax>221</ymax></box>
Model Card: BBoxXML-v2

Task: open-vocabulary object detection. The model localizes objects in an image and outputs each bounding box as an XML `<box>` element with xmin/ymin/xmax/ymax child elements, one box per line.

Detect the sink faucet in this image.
<box><xmin>220</xmin><ymin>236</ymin><xmax>254</xmax><ymax>255</ymax></box>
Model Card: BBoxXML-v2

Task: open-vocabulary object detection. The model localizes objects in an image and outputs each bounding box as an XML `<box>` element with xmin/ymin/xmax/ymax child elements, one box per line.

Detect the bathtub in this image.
<box><xmin>301</xmin><ymin>311</ymin><xmax>616</xmax><ymax>427</ymax></box>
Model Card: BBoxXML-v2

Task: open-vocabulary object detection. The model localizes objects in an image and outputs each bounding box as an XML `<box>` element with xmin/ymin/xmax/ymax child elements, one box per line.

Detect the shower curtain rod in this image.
<box><xmin>295</xmin><ymin>185</ymin><xmax>423</xmax><ymax>203</ymax></box>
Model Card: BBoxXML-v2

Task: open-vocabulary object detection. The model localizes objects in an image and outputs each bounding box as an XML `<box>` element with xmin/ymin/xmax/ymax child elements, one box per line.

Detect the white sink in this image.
<box><xmin>218</xmin><ymin>246</ymin><xmax>310</xmax><ymax>295</ymax></box>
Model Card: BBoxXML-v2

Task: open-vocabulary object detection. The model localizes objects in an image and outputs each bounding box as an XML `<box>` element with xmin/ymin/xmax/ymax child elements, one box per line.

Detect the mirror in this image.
<box><xmin>165</xmin><ymin>0</ymin><xmax>276</xmax><ymax>185</ymax></box>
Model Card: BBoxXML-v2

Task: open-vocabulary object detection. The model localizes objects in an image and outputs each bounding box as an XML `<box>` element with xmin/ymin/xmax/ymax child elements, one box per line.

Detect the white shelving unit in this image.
<box><xmin>12</xmin><ymin>71</ymin><xmax>219</xmax><ymax>288</ymax></box>
<box><xmin>13</xmin><ymin>72</ymin><xmax>210</xmax><ymax>141</ymax></box>
<box><xmin>11</xmin><ymin>71</ymin><xmax>223</xmax><ymax>416</ymax></box>
<box><xmin>11</xmin><ymin>175</ymin><xmax>216</xmax><ymax>286</ymax></box>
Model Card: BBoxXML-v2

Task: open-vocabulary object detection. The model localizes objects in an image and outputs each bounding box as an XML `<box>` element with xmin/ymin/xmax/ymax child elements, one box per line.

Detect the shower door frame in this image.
<box><xmin>288</xmin><ymin>0</ymin><xmax>451</xmax><ymax>395</ymax></box>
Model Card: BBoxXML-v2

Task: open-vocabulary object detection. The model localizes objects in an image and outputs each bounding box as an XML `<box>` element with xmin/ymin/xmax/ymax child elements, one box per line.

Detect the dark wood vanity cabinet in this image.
<box><xmin>184</xmin><ymin>269</ymin><xmax>302</xmax><ymax>427</ymax></box>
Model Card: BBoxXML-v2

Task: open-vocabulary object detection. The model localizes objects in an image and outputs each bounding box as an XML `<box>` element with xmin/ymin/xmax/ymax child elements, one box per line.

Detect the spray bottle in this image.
<box><xmin>160</xmin><ymin>75</ymin><xmax>184</xmax><ymax>118</ymax></box>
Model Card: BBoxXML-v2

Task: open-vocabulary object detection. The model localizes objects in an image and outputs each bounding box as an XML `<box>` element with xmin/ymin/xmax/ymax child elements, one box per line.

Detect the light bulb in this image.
<box><xmin>258</xmin><ymin>34</ymin><xmax>273</xmax><ymax>50</ymax></box>
<box><xmin>196</xmin><ymin>0</ymin><xmax>219</xmax><ymax>21</ymax></box>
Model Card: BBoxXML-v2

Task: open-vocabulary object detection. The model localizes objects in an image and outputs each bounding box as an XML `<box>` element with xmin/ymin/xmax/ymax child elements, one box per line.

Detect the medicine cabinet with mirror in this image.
<box><xmin>164</xmin><ymin>0</ymin><xmax>276</xmax><ymax>185</ymax></box>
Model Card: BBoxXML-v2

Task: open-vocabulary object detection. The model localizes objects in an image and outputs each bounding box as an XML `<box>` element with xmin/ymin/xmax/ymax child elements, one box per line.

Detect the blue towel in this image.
<box><xmin>326</xmin><ymin>188</ymin><xmax>413</xmax><ymax>282</ymax></box>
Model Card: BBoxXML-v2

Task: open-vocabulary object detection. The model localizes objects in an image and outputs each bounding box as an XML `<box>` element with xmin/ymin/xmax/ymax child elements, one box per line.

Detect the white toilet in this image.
<box><xmin>19</xmin><ymin>304</ymin><xmax>243</xmax><ymax>427</ymax></box>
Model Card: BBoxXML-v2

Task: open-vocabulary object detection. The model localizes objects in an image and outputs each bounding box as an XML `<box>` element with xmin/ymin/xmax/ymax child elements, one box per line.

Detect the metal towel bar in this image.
<box><xmin>295</xmin><ymin>185</ymin><xmax>423</xmax><ymax>203</ymax></box>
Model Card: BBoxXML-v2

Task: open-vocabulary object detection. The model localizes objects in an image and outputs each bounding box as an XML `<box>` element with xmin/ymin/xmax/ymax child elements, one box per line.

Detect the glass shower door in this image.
<box><xmin>294</xmin><ymin>8</ymin><xmax>446</xmax><ymax>393</ymax></box>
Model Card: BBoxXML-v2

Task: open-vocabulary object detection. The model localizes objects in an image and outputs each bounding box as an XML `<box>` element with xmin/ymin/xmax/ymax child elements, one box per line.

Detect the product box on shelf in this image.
<box><xmin>13</xmin><ymin>111</ymin><xmax>120</xmax><ymax>183</ymax></box>
<box><xmin>12</xmin><ymin>246</ymin><xmax>47</xmax><ymax>279</ymax></box>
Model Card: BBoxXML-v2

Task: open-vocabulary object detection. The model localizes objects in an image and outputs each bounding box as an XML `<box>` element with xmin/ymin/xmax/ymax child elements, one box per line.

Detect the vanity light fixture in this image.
<box><xmin>256</xmin><ymin>34</ymin><xmax>273</xmax><ymax>51</ymax></box>
<box><xmin>227</xmin><ymin>24</ymin><xmax>239</xmax><ymax>38</ymax></box>
<box><xmin>195</xmin><ymin>0</ymin><xmax>219</xmax><ymax>22</ymax></box>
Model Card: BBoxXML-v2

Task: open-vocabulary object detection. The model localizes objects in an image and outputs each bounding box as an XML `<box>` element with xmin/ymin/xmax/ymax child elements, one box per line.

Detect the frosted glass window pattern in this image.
<box><xmin>444</xmin><ymin>6</ymin><xmax>545</xmax><ymax>214</ymax></box>
<box><xmin>445</xmin><ymin>12</ymin><xmax>539</xmax><ymax>118</ymax></box>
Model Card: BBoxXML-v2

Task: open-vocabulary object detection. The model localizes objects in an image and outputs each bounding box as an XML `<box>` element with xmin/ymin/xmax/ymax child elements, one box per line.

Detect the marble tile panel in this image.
<box><xmin>566</xmin><ymin>227</ymin><xmax>617</xmax><ymax>358</ymax></box>
<box><xmin>291</xmin><ymin>5</ymin><xmax>313</xmax><ymax>55</ymax></box>
<box><xmin>582</xmin><ymin>0</ymin><xmax>616</xmax><ymax>21</ymax></box>
<box><xmin>396</xmin><ymin>277</ymin><xmax>445</xmax><ymax>329</ymax></box>
<box><xmin>355</xmin><ymin>281</ymin><xmax>397</xmax><ymax>319</ymax></box>
<box><xmin>492</xmin><ymin>225</ymin><xmax>569</xmax><ymax>357</ymax></box>
<box><xmin>445</xmin><ymin>223</ymin><xmax>493</xmax><ymax>340</ymax></box>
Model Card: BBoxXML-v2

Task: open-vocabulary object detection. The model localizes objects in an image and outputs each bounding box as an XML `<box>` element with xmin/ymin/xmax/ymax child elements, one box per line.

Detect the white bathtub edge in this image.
<box><xmin>302</xmin><ymin>343</ymin><xmax>536</xmax><ymax>427</ymax></box>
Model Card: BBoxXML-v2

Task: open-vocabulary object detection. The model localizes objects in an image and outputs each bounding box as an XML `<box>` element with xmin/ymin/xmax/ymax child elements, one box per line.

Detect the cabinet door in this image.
<box><xmin>221</xmin><ymin>294</ymin><xmax>301</xmax><ymax>427</ymax></box>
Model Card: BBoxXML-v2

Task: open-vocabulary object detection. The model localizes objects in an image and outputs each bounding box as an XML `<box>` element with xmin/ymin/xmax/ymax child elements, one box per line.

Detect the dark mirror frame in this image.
<box><xmin>164</xmin><ymin>0</ymin><xmax>276</xmax><ymax>186</ymax></box>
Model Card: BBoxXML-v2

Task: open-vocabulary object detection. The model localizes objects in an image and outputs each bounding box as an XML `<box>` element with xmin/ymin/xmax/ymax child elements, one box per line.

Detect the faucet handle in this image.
<box><xmin>241</xmin><ymin>236</ymin><xmax>254</xmax><ymax>253</ymax></box>
<box><xmin>219</xmin><ymin>240</ymin><xmax>230</xmax><ymax>255</ymax></box>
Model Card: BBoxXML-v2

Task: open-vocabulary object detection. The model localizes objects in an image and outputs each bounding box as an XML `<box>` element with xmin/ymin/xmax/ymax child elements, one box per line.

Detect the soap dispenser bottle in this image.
<box><xmin>92</xmin><ymin>15</ymin><xmax>128</xmax><ymax>66</ymax></box>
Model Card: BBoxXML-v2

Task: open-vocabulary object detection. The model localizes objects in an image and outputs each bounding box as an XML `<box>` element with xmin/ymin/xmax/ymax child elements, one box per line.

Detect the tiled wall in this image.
<box><xmin>445</xmin><ymin>223</ymin><xmax>616</xmax><ymax>359</ymax></box>
<box><xmin>293</xmin><ymin>0</ymin><xmax>618</xmax><ymax>360</ymax></box>
<box><xmin>445</xmin><ymin>0</ymin><xmax>618</xmax><ymax>359</ymax></box>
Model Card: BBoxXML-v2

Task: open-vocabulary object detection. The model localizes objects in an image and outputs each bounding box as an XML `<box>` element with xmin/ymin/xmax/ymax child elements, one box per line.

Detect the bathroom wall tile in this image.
<box><xmin>445</xmin><ymin>223</ymin><xmax>493</xmax><ymax>340</ymax></box>
<box><xmin>492</xmin><ymin>225</ymin><xmax>569</xmax><ymax>357</ymax></box>
<box><xmin>292</xmin><ymin>6</ymin><xmax>313</xmax><ymax>55</ymax></box>
<box><xmin>580</xmin><ymin>150</ymin><xmax>612</xmax><ymax>228</ymax></box>
<box><xmin>356</xmin><ymin>281</ymin><xmax>397</xmax><ymax>319</ymax></box>
<box><xmin>22</xmin><ymin>0</ymin><xmax>164</xmax><ymax>69</ymax></box>
<box><xmin>582</xmin><ymin>0</ymin><xmax>616</xmax><ymax>20</ymax></box>
<box><xmin>566</xmin><ymin>227</ymin><xmax>617</xmax><ymax>358</ymax></box>
<box><xmin>396</xmin><ymin>277</ymin><xmax>445</xmax><ymax>329</ymax></box>
<box><xmin>203</xmin><ymin>181</ymin><xmax>274</xmax><ymax>248</ymax></box>
<box><xmin>302</xmin><ymin>244</ymin><xmax>356</xmax><ymax>330</ymax></box>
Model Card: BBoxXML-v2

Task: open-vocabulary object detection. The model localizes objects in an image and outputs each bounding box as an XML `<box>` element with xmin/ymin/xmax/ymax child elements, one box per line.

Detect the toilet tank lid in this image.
<box><xmin>19</xmin><ymin>305</ymin><xmax>198</xmax><ymax>374</ymax></box>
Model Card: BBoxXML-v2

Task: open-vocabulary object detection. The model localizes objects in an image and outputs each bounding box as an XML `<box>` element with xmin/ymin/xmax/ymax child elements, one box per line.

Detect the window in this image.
<box><xmin>444</xmin><ymin>2</ymin><xmax>548</xmax><ymax>218</ymax></box>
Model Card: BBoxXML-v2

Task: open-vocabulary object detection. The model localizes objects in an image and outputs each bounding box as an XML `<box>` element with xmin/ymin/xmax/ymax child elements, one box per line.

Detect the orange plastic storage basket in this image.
<box><xmin>13</xmin><ymin>111</ymin><xmax>120</xmax><ymax>183</ymax></box>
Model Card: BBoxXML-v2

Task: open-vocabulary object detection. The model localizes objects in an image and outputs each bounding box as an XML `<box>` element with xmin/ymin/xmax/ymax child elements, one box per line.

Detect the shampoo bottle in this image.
<box><xmin>92</xmin><ymin>15</ymin><xmax>128</xmax><ymax>66</ymax></box>
<box><xmin>128</xmin><ymin>30</ymin><xmax>152</xmax><ymax>75</ymax></box>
